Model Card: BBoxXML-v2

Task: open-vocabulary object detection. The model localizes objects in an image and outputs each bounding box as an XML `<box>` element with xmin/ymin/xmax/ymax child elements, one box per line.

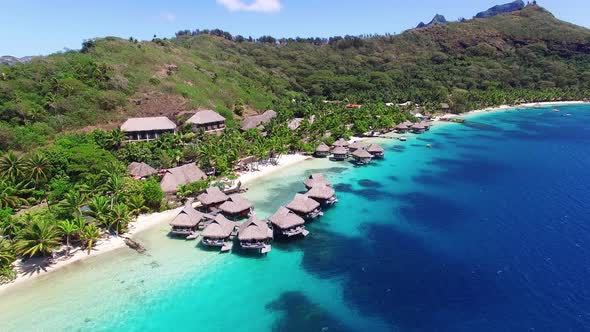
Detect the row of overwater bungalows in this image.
<box><xmin>316</xmin><ymin>139</ymin><xmax>385</xmax><ymax>165</ymax></box>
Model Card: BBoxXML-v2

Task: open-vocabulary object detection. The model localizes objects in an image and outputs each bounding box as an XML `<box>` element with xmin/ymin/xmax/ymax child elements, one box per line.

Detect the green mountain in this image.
<box><xmin>1</xmin><ymin>4</ymin><xmax>589</xmax><ymax>151</ymax></box>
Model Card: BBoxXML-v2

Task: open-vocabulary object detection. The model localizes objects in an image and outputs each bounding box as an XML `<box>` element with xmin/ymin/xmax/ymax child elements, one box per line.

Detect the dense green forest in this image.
<box><xmin>1</xmin><ymin>4</ymin><xmax>590</xmax><ymax>280</ymax></box>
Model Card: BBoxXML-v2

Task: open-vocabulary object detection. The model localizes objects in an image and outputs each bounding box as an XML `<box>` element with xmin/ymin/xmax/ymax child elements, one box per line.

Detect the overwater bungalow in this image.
<box><xmin>366</xmin><ymin>144</ymin><xmax>385</xmax><ymax>158</ymax></box>
<box><xmin>332</xmin><ymin>138</ymin><xmax>349</xmax><ymax>149</ymax></box>
<box><xmin>197</xmin><ymin>187</ymin><xmax>229</xmax><ymax>212</ymax></box>
<box><xmin>348</xmin><ymin>141</ymin><xmax>366</xmax><ymax>152</ymax></box>
<box><xmin>420</xmin><ymin>121</ymin><xmax>431</xmax><ymax>130</ymax></box>
<box><xmin>268</xmin><ymin>207</ymin><xmax>309</xmax><ymax>238</ymax></box>
<box><xmin>306</xmin><ymin>185</ymin><xmax>338</xmax><ymax>205</ymax></box>
<box><xmin>121</xmin><ymin>116</ymin><xmax>177</xmax><ymax>142</ymax></box>
<box><xmin>331</xmin><ymin>146</ymin><xmax>348</xmax><ymax>161</ymax></box>
<box><xmin>186</xmin><ymin>110</ymin><xmax>226</xmax><ymax>134</ymax></box>
<box><xmin>201</xmin><ymin>214</ymin><xmax>237</xmax><ymax>249</ymax></box>
<box><xmin>286</xmin><ymin>194</ymin><xmax>323</xmax><ymax>220</ymax></box>
<box><xmin>315</xmin><ymin>142</ymin><xmax>331</xmax><ymax>158</ymax></box>
<box><xmin>128</xmin><ymin>162</ymin><xmax>157</xmax><ymax>179</ymax></box>
<box><xmin>411</xmin><ymin>122</ymin><xmax>427</xmax><ymax>133</ymax></box>
<box><xmin>237</xmin><ymin>215</ymin><xmax>273</xmax><ymax>252</ymax></box>
<box><xmin>169</xmin><ymin>203</ymin><xmax>205</xmax><ymax>237</ymax></box>
<box><xmin>351</xmin><ymin>149</ymin><xmax>373</xmax><ymax>165</ymax></box>
<box><xmin>303</xmin><ymin>173</ymin><xmax>332</xmax><ymax>189</ymax></box>
<box><xmin>394</xmin><ymin>123</ymin><xmax>410</xmax><ymax>133</ymax></box>
<box><xmin>218</xmin><ymin>194</ymin><xmax>253</xmax><ymax>220</ymax></box>
<box><xmin>160</xmin><ymin>163</ymin><xmax>207</xmax><ymax>194</ymax></box>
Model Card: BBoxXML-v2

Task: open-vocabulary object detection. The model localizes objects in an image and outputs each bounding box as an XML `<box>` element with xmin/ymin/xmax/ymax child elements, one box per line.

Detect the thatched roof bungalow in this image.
<box><xmin>351</xmin><ymin>149</ymin><xmax>373</xmax><ymax>165</ymax></box>
<box><xmin>241</xmin><ymin>110</ymin><xmax>277</xmax><ymax>131</ymax></box>
<box><xmin>366</xmin><ymin>144</ymin><xmax>385</xmax><ymax>158</ymax></box>
<box><xmin>169</xmin><ymin>204</ymin><xmax>204</xmax><ymax>236</ymax></box>
<box><xmin>201</xmin><ymin>214</ymin><xmax>237</xmax><ymax>247</ymax></box>
<box><xmin>121</xmin><ymin>117</ymin><xmax>177</xmax><ymax>142</ymax></box>
<box><xmin>331</xmin><ymin>146</ymin><xmax>348</xmax><ymax>161</ymax></box>
<box><xmin>160</xmin><ymin>163</ymin><xmax>207</xmax><ymax>193</ymax></box>
<box><xmin>286</xmin><ymin>194</ymin><xmax>323</xmax><ymax>220</ymax></box>
<box><xmin>238</xmin><ymin>215</ymin><xmax>273</xmax><ymax>250</ymax></box>
<box><xmin>219</xmin><ymin>194</ymin><xmax>253</xmax><ymax>219</ymax></box>
<box><xmin>306</xmin><ymin>185</ymin><xmax>338</xmax><ymax>205</ymax></box>
<box><xmin>411</xmin><ymin>122</ymin><xmax>427</xmax><ymax>133</ymax></box>
<box><xmin>128</xmin><ymin>162</ymin><xmax>157</xmax><ymax>179</ymax></box>
<box><xmin>394</xmin><ymin>123</ymin><xmax>410</xmax><ymax>133</ymax></box>
<box><xmin>315</xmin><ymin>142</ymin><xmax>331</xmax><ymax>158</ymax></box>
<box><xmin>197</xmin><ymin>187</ymin><xmax>229</xmax><ymax>209</ymax></box>
<box><xmin>186</xmin><ymin>110</ymin><xmax>226</xmax><ymax>134</ymax></box>
<box><xmin>303</xmin><ymin>173</ymin><xmax>332</xmax><ymax>189</ymax></box>
<box><xmin>348</xmin><ymin>141</ymin><xmax>366</xmax><ymax>152</ymax></box>
<box><xmin>268</xmin><ymin>207</ymin><xmax>308</xmax><ymax>238</ymax></box>
<box><xmin>332</xmin><ymin>138</ymin><xmax>349</xmax><ymax>148</ymax></box>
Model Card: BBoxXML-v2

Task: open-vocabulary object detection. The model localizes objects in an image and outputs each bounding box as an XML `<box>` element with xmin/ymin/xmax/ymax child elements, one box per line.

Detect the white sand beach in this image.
<box><xmin>237</xmin><ymin>153</ymin><xmax>311</xmax><ymax>185</ymax></box>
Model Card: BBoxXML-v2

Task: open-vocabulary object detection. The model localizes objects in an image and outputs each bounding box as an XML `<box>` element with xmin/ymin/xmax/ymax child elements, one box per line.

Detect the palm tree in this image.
<box><xmin>0</xmin><ymin>237</ymin><xmax>15</xmax><ymax>266</ymax></box>
<box><xmin>58</xmin><ymin>219</ymin><xmax>80</xmax><ymax>254</ymax></box>
<box><xmin>14</xmin><ymin>219</ymin><xmax>61</xmax><ymax>258</ymax></box>
<box><xmin>109</xmin><ymin>203</ymin><xmax>132</xmax><ymax>236</ymax></box>
<box><xmin>87</xmin><ymin>195</ymin><xmax>110</xmax><ymax>227</ymax></box>
<box><xmin>0</xmin><ymin>214</ymin><xmax>24</xmax><ymax>239</ymax></box>
<box><xmin>25</xmin><ymin>153</ymin><xmax>50</xmax><ymax>186</ymax></box>
<box><xmin>107</xmin><ymin>129</ymin><xmax>126</xmax><ymax>150</ymax></box>
<box><xmin>0</xmin><ymin>179</ymin><xmax>28</xmax><ymax>209</ymax></box>
<box><xmin>104</xmin><ymin>174</ymin><xmax>124</xmax><ymax>207</ymax></box>
<box><xmin>126</xmin><ymin>194</ymin><xmax>145</xmax><ymax>216</ymax></box>
<box><xmin>0</xmin><ymin>152</ymin><xmax>25</xmax><ymax>181</ymax></box>
<box><xmin>80</xmin><ymin>224</ymin><xmax>101</xmax><ymax>255</ymax></box>
<box><xmin>60</xmin><ymin>191</ymin><xmax>86</xmax><ymax>218</ymax></box>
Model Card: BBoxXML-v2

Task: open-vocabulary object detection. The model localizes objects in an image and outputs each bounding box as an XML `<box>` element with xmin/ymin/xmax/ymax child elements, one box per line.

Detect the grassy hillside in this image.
<box><xmin>1</xmin><ymin>4</ymin><xmax>590</xmax><ymax>151</ymax></box>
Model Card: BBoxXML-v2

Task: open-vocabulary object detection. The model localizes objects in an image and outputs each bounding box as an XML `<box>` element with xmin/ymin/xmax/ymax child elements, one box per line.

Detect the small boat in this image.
<box><xmin>186</xmin><ymin>232</ymin><xmax>199</xmax><ymax>240</ymax></box>
<box><xmin>426</xmin><ymin>144</ymin><xmax>432</xmax><ymax>149</ymax></box>
<box><xmin>399</xmin><ymin>137</ymin><xmax>407</xmax><ymax>141</ymax></box>
<box><xmin>552</xmin><ymin>109</ymin><xmax>560</xmax><ymax>112</ymax></box>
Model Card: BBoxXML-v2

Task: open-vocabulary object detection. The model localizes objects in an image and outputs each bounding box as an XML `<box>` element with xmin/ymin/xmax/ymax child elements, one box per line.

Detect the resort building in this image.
<box><xmin>332</xmin><ymin>138</ymin><xmax>349</xmax><ymax>149</ymax></box>
<box><xmin>197</xmin><ymin>187</ymin><xmax>229</xmax><ymax>211</ymax></box>
<box><xmin>411</xmin><ymin>122</ymin><xmax>427</xmax><ymax>133</ymax></box>
<box><xmin>127</xmin><ymin>162</ymin><xmax>157</xmax><ymax>179</ymax></box>
<box><xmin>304</xmin><ymin>173</ymin><xmax>332</xmax><ymax>189</ymax></box>
<box><xmin>237</xmin><ymin>215</ymin><xmax>273</xmax><ymax>252</ymax></box>
<box><xmin>160</xmin><ymin>163</ymin><xmax>207</xmax><ymax>194</ymax></box>
<box><xmin>120</xmin><ymin>116</ymin><xmax>177</xmax><ymax>142</ymax></box>
<box><xmin>241</xmin><ymin>110</ymin><xmax>277</xmax><ymax>131</ymax></box>
<box><xmin>169</xmin><ymin>203</ymin><xmax>204</xmax><ymax>237</ymax></box>
<box><xmin>186</xmin><ymin>110</ymin><xmax>226</xmax><ymax>134</ymax></box>
<box><xmin>306</xmin><ymin>185</ymin><xmax>338</xmax><ymax>205</ymax></box>
<box><xmin>331</xmin><ymin>146</ymin><xmax>348</xmax><ymax>161</ymax></box>
<box><xmin>348</xmin><ymin>141</ymin><xmax>366</xmax><ymax>153</ymax></box>
<box><xmin>286</xmin><ymin>193</ymin><xmax>323</xmax><ymax>220</ymax></box>
<box><xmin>394</xmin><ymin>123</ymin><xmax>410</xmax><ymax>133</ymax></box>
<box><xmin>315</xmin><ymin>142</ymin><xmax>331</xmax><ymax>158</ymax></box>
<box><xmin>268</xmin><ymin>207</ymin><xmax>308</xmax><ymax>238</ymax></box>
<box><xmin>218</xmin><ymin>194</ymin><xmax>253</xmax><ymax>220</ymax></box>
<box><xmin>201</xmin><ymin>214</ymin><xmax>237</xmax><ymax>249</ymax></box>
<box><xmin>352</xmin><ymin>149</ymin><xmax>373</xmax><ymax>165</ymax></box>
<box><xmin>366</xmin><ymin>144</ymin><xmax>385</xmax><ymax>158</ymax></box>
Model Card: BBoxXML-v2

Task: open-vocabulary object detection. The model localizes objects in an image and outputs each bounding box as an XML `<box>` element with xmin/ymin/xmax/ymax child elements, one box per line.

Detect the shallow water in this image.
<box><xmin>1</xmin><ymin>105</ymin><xmax>590</xmax><ymax>331</ymax></box>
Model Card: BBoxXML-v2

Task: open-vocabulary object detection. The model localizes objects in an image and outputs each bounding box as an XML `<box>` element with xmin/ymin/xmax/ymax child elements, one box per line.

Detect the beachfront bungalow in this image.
<box><xmin>304</xmin><ymin>173</ymin><xmax>332</xmax><ymax>189</ymax></box>
<box><xmin>241</xmin><ymin>110</ymin><xmax>277</xmax><ymax>131</ymax></box>
<box><xmin>366</xmin><ymin>144</ymin><xmax>385</xmax><ymax>158</ymax></box>
<box><xmin>169</xmin><ymin>203</ymin><xmax>205</xmax><ymax>237</ymax></box>
<box><xmin>268</xmin><ymin>207</ymin><xmax>308</xmax><ymax>238</ymax></box>
<box><xmin>332</xmin><ymin>138</ymin><xmax>349</xmax><ymax>149</ymax></box>
<box><xmin>218</xmin><ymin>194</ymin><xmax>253</xmax><ymax>220</ymax></box>
<box><xmin>121</xmin><ymin>117</ymin><xmax>177</xmax><ymax>142</ymax></box>
<box><xmin>306</xmin><ymin>185</ymin><xmax>338</xmax><ymax>205</ymax></box>
<box><xmin>331</xmin><ymin>146</ymin><xmax>348</xmax><ymax>161</ymax></box>
<box><xmin>348</xmin><ymin>141</ymin><xmax>366</xmax><ymax>152</ymax></box>
<box><xmin>420</xmin><ymin>121</ymin><xmax>431</xmax><ymax>130</ymax></box>
<box><xmin>237</xmin><ymin>215</ymin><xmax>273</xmax><ymax>252</ymax></box>
<box><xmin>351</xmin><ymin>149</ymin><xmax>373</xmax><ymax>165</ymax></box>
<box><xmin>315</xmin><ymin>142</ymin><xmax>331</xmax><ymax>158</ymax></box>
<box><xmin>411</xmin><ymin>122</ymin><xmax>427</xmax><ymax>133</ymax></box>
<box><xmin>160</xmin><ymin>163</ymin><xmax>207</xmax><ymax>194</ymax></box>
<box><xmin>186</xmin><ymin>110</ymin><xmax>226</xmax><ymax>134</ymax></box>
<box><xmin>128</xmin><ymin>162</ymin><xmax>157</xmax><ymax>179</ymax></box>
<box><xmin>286</xmin><ymin>194</ymin><xmax>323</xmax><ymax>220</ymax></box>
<box><xmin>394</xmin><ymin>123</ymin><xmax>410</xmax><ymax>133</ymax></box>
<box><xmin>197</xmin><ymin>187</ymin><xmax>229</xmax><ymax>211</ymax></box>
<box><xmin>440</xmin><ymin>103</ymin><xmax>451</xmax><ymax>112</ymax></box>
<box><xmin>201</xmin><ymin>214</ymin><xmax>237</xmax><ymax>249</ymax></box>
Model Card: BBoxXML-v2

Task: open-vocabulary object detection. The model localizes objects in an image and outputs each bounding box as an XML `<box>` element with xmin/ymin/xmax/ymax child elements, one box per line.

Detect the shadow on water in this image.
<box><xmin>358</xmin><ymin>179</ymin><xmax>383</xmax><ymax>188</ymax></box>
<box><xmin>427</xmin><ymin>156</ymin><xmax>512</xmax><ymax>183</ymax></box>
<box><xmin>333</xmin><ymin>183</ymin><xmax>391</xmax><ymax>201</ymax></box>
<box><xmin>266</xmin><ymin>291</ymin><xmax>355</xmax><ymax>332</ymax></box>
<box><xmin>393</xmin><ymin>191</ymin><xmax>471</xmax><ymax>230</ymax></box>
<box><xmin>460</xmin><ymin>121</ymin><xmax>504</xmax><ymax>132</ymax></box>
<box><xmin>388</xmin><ymin>175</ymin><xmax>399</xmax><ymax>182</ymax></box>
<box><xmin>388</xmin><ymin>145</ymin><xmax>406</xmax><ymax>152</ymax></box>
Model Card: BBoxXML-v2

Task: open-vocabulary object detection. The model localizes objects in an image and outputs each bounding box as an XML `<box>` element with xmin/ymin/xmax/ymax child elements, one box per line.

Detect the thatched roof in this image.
<box><xmin>186</xmin><ymin>110</ymin><xmax>225</xmax><ymax>125</ymax></box>
<box><xmin>304</xmin><ymin>173</ymin><xmax>331</xmax><ymax>188</ymax></box>
<box><xmin>201</xmin><ymin>214</ymin><xmax>236</xmax><ymax>239</ymax></box>
<box><xmin>348</xmin><ymin>141</ymin><xmax>366</xmax><ymax>151</ymax></box>
<box><xmin>268</xmin><ymin>207</ymin><xmax>305</xmax><ymax>230</ymax></box>
<box><xmin>332</xmin><ymin>138</ymin><xmax>349</xmax><ymax>147</ymax></box>
<box><xmin>197</xmin><ymin>187</ymin><xmax>229</xmax><ymax>205</ymax></box>
<box><xmin>128</xmin><ymin>162</ymin><xmax>157</xmax><ymax>178</ymax></box>
<box><xmin>395</xmin><ymin>123</ymin><xmax>409</xmax><ymax>130</ymax></box>
<box><xmin>238</xmin><ymin>215</ymin><xmax>272</xmax><ymax>241</ymax></box>
<box><xmin>306</xmin><ymin>185</ymin><xmax>336</xmax><ymax>200</ymax></box>
<box><xmin>331</xmin><ymin>146</ymin><xmax>348</xmax><ymax>155</ymax></box>
<box><xmin>241</xmin><ymin>110</ymin><xmax>277</xmax><ymax>130</ymax></box>
<box><xmin>170</xmin><ymin>204</ymin><xmax>204</xmax><ymax>227</ymax></box>
<box><xmin>402</xmin><ymin>120</ymin><xmax>414</xmax><ymax>126</ymax></box>
<box><xmin>121</xmin><ymin>117</ymin><xmax>176</xmax><ymax>132</ymax></box>
<box><xmin>411</xmin><ymin>122</ymin><xmax>426</xmax><ymax>129</ymax></box>
<box><xmin>315</xmin><ymin>142</ymin><xmax>330</xmax><ymax>153</ymax></box>
<box><xmin>352</xmin><ymin>149</ymin><xmax>373</xmax><ymax>159</ymax></box>
<box><xmin>420</xmin><ymin>121</ymin><xmax>431</xmax><ymax>128</ymax></box>
<box><xmin>286</xmin><ymin>194</ymin><xmax>320</xmax><ymax>213</ymax></box>
<box><xmin>219</xmin><ymin>194</ymin><xmax>253</xmax><ymax>214</ymax></box>
<box><xmin>160</xmin><ymin>163</ymin><xmax>207</xmax><ymax>193</ymax></box>
<box><xmin>367</xmin><ymin>144</ymin><xmax>384</xmax><ymax>153</ymax></box>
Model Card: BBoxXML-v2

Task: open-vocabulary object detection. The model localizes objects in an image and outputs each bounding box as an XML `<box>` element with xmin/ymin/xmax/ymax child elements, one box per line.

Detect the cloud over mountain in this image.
<box><xmin>216</xmin><ymin>0</ymin><xmax>281</xmax><ymax>13</ymax></box>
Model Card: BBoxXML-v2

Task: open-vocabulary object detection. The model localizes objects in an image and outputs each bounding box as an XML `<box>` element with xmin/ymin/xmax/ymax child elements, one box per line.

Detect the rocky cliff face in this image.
<box><xmin>475</xmin><ymin>0</ymin><xmax>525</xmax><ymax>19</ymax></box>
<box><xmin>416</xmin><ymin>14</ymin><xmax>448</xmax><ymax>28</ymax></box>
<box><xmin>0</xmin><ymin>55</ymin><xmax>34</xmax><ymax>66</ymax></box>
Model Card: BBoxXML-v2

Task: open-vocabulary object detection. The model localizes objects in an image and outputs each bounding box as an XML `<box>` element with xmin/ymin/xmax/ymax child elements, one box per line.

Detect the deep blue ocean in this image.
<box><xmin>1</xmin><ymin>104</ymin><xmax>589</xmax><ymax>332</ymax></box>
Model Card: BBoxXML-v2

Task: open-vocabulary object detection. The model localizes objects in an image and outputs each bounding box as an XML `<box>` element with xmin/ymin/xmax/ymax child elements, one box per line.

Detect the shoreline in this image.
<box><xmin>443</xmin><ymin>100</ymin><xmax>587</xmax><ymax>120</ymax></box>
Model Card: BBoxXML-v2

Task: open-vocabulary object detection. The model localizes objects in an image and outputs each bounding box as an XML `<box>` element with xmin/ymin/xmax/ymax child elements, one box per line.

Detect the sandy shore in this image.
<box><xmin>0</xmin><ymin>154</ymin><xmax>312</xmax><ymax>292</ymax></box>
<box><xmin>434</xmin><ymin>100</ymin><xmax>587</xmax><ymax>120</ymax></box>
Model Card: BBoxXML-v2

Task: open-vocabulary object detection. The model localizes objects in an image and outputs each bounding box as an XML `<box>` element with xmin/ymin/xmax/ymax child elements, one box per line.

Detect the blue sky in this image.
<box><xmin>2</xmin><ymin>0</ymin><xmax>589</xmax><ymax>57</ymax></box>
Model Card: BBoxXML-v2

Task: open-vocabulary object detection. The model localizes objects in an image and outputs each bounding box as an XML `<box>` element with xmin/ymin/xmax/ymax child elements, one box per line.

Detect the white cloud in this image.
<box><xmin>216</xmin><ymin>0</ymin><xmax>282</xmax><ymax>13</ymax></box>
<box><xmin>160</xmin><ymin>12</ymin><xmax>177</xmax><ymax>22</ymax></box>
